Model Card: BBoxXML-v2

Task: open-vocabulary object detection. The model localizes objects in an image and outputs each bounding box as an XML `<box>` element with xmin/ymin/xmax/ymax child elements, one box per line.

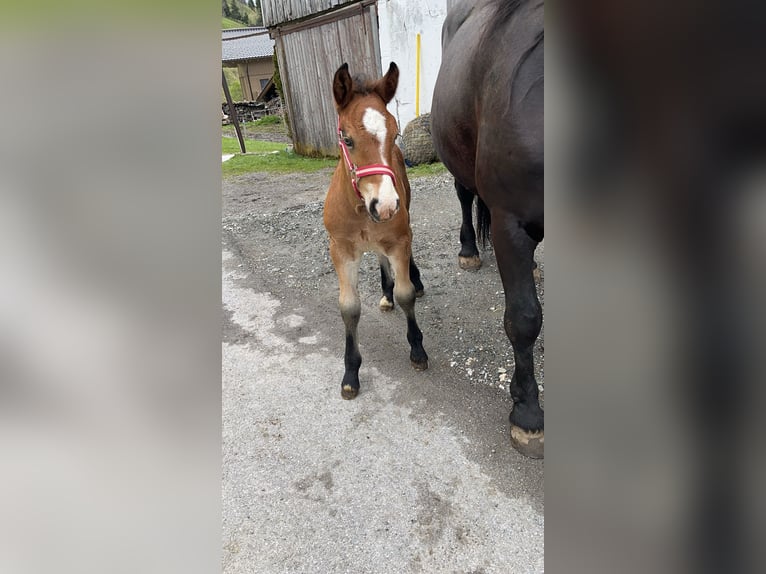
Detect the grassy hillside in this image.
<box><xmin>222</xmin><ymin>17</ymin><xmax>243</xmax><ymax>29</ymax></box>
<box><xmin>222</xmin><ymin>0</ymin><xmax>261</xmax><ymax>28</ymax></box>
<box><xmin>222</xmin><ymin>67</ymin><xmax>243</xmax><ymax>102</ymax></box>
<box><xmin>222</xmin><ymin>2</ymin><xmax>262</xmax><ymax>103</ymax></box>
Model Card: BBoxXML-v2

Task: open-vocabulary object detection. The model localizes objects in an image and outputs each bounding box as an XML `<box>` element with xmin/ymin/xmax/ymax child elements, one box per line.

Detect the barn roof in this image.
<box><xmin>222</xmin><ymin>27</ymin><xmax>274</xmax><ymax>63</ymax></box>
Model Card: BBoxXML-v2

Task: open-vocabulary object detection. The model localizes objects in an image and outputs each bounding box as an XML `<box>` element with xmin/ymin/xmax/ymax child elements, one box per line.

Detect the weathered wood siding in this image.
<box><xmin>261</xmin><ymin>0</ymin><xmax>358</xmax><ymax>27</ymax></box>
<box><xmin>272</xmin><ymin>2</ymin><xmax>381</xmax><ymax>156</ymax></box>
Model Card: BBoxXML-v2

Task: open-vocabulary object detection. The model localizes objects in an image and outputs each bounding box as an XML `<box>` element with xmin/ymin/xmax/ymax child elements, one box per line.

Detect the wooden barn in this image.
<box><xmin>261</xmin><ymin>0</ymin><xmax>450</xmax><ymax>158</ymax></box>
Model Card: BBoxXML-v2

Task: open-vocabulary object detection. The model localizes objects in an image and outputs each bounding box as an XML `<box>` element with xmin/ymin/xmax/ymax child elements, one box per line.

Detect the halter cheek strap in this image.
<box><xmin>337</xmin><ymin>117</ymin><xmax>397</xmax><ymax>200</ymax></box>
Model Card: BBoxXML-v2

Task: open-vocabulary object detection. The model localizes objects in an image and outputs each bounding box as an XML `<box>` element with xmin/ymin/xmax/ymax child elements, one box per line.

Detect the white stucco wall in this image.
<box><xmin>377</xmin><ymin>0</ymin><xmax>449</xmax><ymax>132</ymax></box>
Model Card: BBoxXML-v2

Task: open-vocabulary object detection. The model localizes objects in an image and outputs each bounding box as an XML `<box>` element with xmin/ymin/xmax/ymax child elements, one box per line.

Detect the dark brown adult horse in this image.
<box><xmin>431</xmin><ymin>0</ymin><xmax>544</xmax><ymax>458</ymax></box>
<box><xmin>324</xmin><ymin>62</ymin><xmax>428</xmax><ymax>400</ymax></box>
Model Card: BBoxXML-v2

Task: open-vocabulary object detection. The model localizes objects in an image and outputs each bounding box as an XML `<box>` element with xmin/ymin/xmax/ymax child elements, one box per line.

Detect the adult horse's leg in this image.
<box><xmin>388</xmin><ymin>246</ymin><xmax>429</xmax><ymax>370</ymax></box>
<box><xmin>492</xmin><ymin>212</ymin><xmax>544</xmax><ymax>458</ymax></box>
<box><xmin>330</xmin><ymin>242</ymin><xmax>363</xmax><ymax>399</ymax></box>
<box><xmin>456</xmin><ymin>181</ymin><xmax>481</xmax><ymax>270</ymax></box>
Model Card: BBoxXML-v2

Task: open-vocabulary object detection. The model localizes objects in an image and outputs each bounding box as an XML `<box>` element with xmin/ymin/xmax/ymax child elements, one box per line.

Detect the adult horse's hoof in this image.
<box><xmin>341</xmin><ymin>385</ymin><xmax>359</xmax><ymax>400</ymax></box>
<box><xmin>510</xmin><ymin>426</ymin><xmax>544</xmax><ymax>459</ymax></box>
<box><xmin>459</xmin><ymin>255</ymin><xmax>482</xmax><ymax>270</ymax></box>
<box><xmin>379</xmin><ymin>296</ymin><xmax>394</xmax><ymax>311</ymax></box>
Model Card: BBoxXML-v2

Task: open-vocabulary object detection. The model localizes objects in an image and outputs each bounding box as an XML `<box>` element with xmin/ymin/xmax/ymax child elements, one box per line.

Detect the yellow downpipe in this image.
<box><xmin>416</xmin><ymin>33</ymin><xmax>421</xmax><ymax>116</ymax></box>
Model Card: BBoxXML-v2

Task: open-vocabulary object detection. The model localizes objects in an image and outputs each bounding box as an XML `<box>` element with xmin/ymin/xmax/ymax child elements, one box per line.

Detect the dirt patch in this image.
<box><xmin>222</xmin><ymin>168</ymin><xmax>544</xmax><ymax>401</ymax></box>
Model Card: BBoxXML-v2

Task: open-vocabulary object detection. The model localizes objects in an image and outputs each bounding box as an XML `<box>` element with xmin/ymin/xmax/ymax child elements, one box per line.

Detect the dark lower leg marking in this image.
<box><xmin>340</xmin><ymin>306</ymin><xmax>361</xmax><ymax>399</ymax></box>
<box><xmin>379</xmin><ymin>262</ymin><xmax>395</xmax><ymax>310</ymax></box>
<box><xmin>407</xmin><ymin>317</ymin><xmax>428</xmax><ymax>370</ymax></box>
<box><xmin>397</xmin><ymin>291</ymin><xmax>428</xmax><ymax>370</ymax></box>
<box><xmin>409</xmin><ymin>258</ymin><xmax>424</xmax><ymax>297</ymax></box>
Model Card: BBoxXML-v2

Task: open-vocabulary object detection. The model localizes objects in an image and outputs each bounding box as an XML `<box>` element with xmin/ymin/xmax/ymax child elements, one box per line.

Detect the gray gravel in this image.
<box><xmin>222</xmin><ymin>168</ymin><xmax>544</xmax><ymax>573</ymax></box>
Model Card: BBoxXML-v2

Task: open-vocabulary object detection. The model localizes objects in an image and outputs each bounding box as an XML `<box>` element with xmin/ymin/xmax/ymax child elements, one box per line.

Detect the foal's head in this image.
<box><xmin>333</xmin><ymin>62</ymin><xmax>401</xmax><ymax>223</ymax></box>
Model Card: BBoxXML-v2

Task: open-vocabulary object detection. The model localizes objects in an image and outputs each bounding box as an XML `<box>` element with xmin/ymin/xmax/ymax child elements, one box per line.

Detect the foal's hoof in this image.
<box><xmin>459</xmin><ymin>255</ymin><xmax>482</xmax><ymax>270</ymax></box>
<box><xmin>510</xmin><ymin>426</ymin><xmax>544</xmax><ymax>459</ymax></box>
<box><xmin>379</xmin><ymin>296</ymin><xmax>394</xmax><ymax>311</ymax></box>
<box><xmin>415</xmin><ymin>289</ymin><xmax>424</xmax><ymax>298</ymax></box>
<box><xmin>341</xmin><ymin>385</ymin><xmax>359</xmax><ymax>400</ymax></box>
<box><xmin>410</xmin><ymin>358</ymin><xmax>429</xmax><ymax>371</ymax></box>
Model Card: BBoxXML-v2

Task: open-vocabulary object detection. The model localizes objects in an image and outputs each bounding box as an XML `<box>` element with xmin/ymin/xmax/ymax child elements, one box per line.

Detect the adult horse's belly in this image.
<box><xmin>432</xmin><ymin>0</ymin><xmax>543</xmax><ymax>221</ymax></box>
<box><xmin>430</xmin><ymin>102</ymin><xmax>477</xmax><ymax>190</ymax></box>
<box><xmin>431</xmin><ymin>6</ymin><xmax>490</xmax><ymax>191</ymax></box>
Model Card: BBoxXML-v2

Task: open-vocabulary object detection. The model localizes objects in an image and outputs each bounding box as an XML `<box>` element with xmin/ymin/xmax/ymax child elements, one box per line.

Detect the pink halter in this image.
<box><xmin>337</xmin><ymin>117</ymin><xmax>397</xmax><ymax>200</ymax></box>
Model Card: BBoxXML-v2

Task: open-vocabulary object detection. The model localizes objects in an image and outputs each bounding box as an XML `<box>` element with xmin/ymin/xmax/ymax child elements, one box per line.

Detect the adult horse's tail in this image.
<box><xmin>476</xmin><ymin>195</ymin><xmax>492</xmax><ymax>248</ymax></box>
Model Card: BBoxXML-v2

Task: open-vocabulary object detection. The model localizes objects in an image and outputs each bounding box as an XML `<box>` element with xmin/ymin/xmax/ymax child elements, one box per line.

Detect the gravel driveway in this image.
<box><xmin>222</xmin><ymin>167</ymin><xmax>544</xmax><ymax>573</ymax></box>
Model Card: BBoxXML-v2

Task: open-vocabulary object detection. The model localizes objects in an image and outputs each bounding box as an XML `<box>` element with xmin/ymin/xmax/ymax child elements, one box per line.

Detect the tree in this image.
<box><xmin>254</xmin><ymin>0</ymin><xmax>263</xmax><ymax>26</ymax></box>
<box><xmin>222</xmin><ymin>0</ymin><xmax>230</xmax><ymax>18</ymax></box>
<box><xmin>229</xmin><ymin>0</ymin><xmax>243</xmax><ymax>23</ymax></box>
<box><xmin>248</xmin><ymin>0</ymin><xmax>255</xmax><ymax>10</ymax></box>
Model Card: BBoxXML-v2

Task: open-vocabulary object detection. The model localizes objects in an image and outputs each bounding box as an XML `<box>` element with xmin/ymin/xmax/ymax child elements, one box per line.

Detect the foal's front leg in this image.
<box><xmin>388</xmin><ymin>245</ymin><xmax>429</xmax><ymax>370</ymax></box>
<box><xmin>330</xmin><ymin>242</ymin><xmax>362</xmax><ymax>399</ymax></box>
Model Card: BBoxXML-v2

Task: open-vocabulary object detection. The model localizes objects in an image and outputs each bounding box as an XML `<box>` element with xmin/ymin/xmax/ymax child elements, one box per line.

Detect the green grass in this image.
<box><xmin>222</xmin><ymin>137</ymin><xmax>336</xmax><ymax>177</ymax></box>
<box><xmin>222</xmin><ymin>131</ymin><xmax>446</xmax><ymax>178</ymax></box>
<box><xmin>253</xmin><ymin>114</ymin><xmax>282</xmax><ymax>125</ymax></box>
<box><xmin>406</xmin><ymin>162</ymin><xmax>447</xmax><ymax>178</ymax></box>
<box><xmin>222</xmin><ymin>17</ymin><xmax>244</xmax><ymax>29</ymax></box>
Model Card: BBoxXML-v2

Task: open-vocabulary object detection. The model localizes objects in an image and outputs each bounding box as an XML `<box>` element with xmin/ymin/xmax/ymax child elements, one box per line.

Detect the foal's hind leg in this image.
<box><xmin>409</xmin><ymin>257</ymin><xmax>425</xmax><ymax>298</ymax></box>
<box><xmin>380</xmin><ymin>254</ymin><xmax>424</xmax><ymax>311</ymax></box>
<box><xmin>492</xmin><ymin>212</ymin><xmax>544</xmax><ymax>459</ymax></box>
<box><xmin>456</xmin><ymin>181</ymin><xmax>482</xmax><ymax>270</ymax></box>
<box><xmin>330</xmin><ymin>241</ymin><xmax>363</xmax><ymax>399</ymax></box>
<box><xmin>378</xmin><ymin>255</ymin><xmax>395</xmax><ymax>311</ymax></box>
<box><xmin>388</xmin><ymin>246</ymin><xmax>428</xmax><ymax>370</ymax></box>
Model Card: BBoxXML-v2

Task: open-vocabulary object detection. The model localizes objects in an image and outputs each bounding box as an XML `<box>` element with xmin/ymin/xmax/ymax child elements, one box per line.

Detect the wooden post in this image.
<box><xmin>245</xmin><ymin>63</ymin><xmax>254</xmax><ymax>102</ymax></box>
<box><xmin>222</xmin><ymin>69</ymin><xmax>246</xmax><ymax>154</ymax></box>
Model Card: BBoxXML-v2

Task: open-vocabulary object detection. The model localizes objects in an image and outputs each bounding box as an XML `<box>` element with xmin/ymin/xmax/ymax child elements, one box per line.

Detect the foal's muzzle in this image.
<box><xmin>368</xmin><ymin>197</ymin><xmax>400</xmax><ymax>222</ymax></box>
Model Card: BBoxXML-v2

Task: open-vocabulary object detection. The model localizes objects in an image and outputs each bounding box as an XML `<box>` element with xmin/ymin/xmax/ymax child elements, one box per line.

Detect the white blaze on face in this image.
<box><xmin>362</xmin><ymin>107</ymin><xmax>398</xmax><ymax>220</ymax></box>
<box><xmin>363</xmin><ymin>107</ymin><xmax>388</xmax><ymax>157</ymax></box>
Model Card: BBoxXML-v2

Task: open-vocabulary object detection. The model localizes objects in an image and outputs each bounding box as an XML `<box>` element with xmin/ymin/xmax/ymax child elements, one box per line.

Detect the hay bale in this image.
<box><xmin>402</xmin><ymin>113</ymin><xmax>437</xmax><ymax>166</ymax></box>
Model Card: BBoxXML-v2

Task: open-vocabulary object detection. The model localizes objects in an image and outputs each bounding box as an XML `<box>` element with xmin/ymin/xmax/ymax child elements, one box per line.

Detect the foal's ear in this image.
<box><xmin>374</xmin><ymin>62</ymin><xmax>399</xmax><ymax>104</ymax></box>
<box><xmin>333</xmin><ymin>63</ymin><xmax>354</xmax><ymax>110</ymax></box>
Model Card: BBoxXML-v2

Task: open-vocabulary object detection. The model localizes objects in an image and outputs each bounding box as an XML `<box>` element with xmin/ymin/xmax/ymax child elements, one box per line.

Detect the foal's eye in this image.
<box><xmin>343</xmin><ymin>136</ymin><xmax>353</xmax><ymax>148</ymax></box>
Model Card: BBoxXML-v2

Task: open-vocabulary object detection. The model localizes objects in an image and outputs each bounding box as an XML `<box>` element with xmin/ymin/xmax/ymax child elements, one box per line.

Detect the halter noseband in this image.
<box><xmin>337</xmin><ymin>117</ymin><xmax>397</xmax><ymax>200</ymax></box>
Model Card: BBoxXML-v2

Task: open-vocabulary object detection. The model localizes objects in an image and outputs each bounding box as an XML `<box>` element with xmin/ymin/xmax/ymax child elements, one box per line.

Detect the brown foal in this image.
<box><xmin>323</xmin><ymin>62</ymin><xmax>428</xmax><ymax>400</ymax></box>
